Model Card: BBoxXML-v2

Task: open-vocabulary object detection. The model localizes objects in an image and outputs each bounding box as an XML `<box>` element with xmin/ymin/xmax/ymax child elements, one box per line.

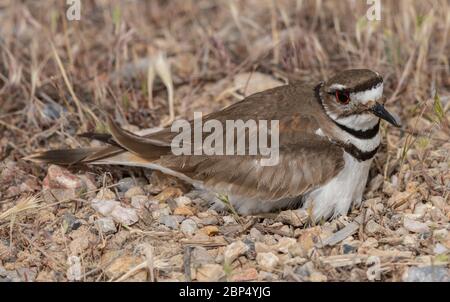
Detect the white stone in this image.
<box><xmin>275</xmin><ymin>237</ymin><xmax>297</xmax><ymax>254</ymax></box>
<box><xmin>110</xmin><ymin>206</ymin><xmax>139</xmax><ymax>225</ymax></box>
<box><xmin>96</xmin><ymin>217</ymin><xmax>117</xmax><ymax>234</ymax></box>
<box><xmin>180</xmin><ymin>219</ymin><xmax>198</xmax><ymax>236</ymax></box>
<box><xmin>175</xmin><ymin>196</ymin><xmax>192</xmax><ymax>207</ymax></box>
<box><xmin>131</xmin><ymin>195</ymin><xmax>148</xmax><ymax>209</ymax></box>
<box><xmin>223</xmin><ymin>215</ymin><xmax>237</xmax><ymax>225</ymax></box>
<box><xmin>403</xmin><ymin>217</ymin><xmax>430</xmax><ymax>233</ymax></box>
<box><xmin>66</xmin><ymin>256</ymin><xmax>82</xmax><ymax>281</ymax></box>
<box><xmin>433</xmin><ymin>243</ymin><xmax>448</xmax><ymax>255</ymax></box>
<box><xmin>256</xmin><ymin>252</ymin><xmax>279</xmax><ymax>272</ymax></box>
<box><xmin>91</xmin><ymin>199</ymin><xmax>120</xmax><ymax>216</ymax></box>
<box><xmin>224</xmin><ymin>241</ymin><xmax>249</xmax><ymax>264</ymax></box>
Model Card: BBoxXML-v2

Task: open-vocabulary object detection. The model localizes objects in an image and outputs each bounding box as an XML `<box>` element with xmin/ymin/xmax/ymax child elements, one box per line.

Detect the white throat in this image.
<box><xmin>335</xmin><ymin>114</ymin><xmax>379</xmax><ymax>131</ymax></box>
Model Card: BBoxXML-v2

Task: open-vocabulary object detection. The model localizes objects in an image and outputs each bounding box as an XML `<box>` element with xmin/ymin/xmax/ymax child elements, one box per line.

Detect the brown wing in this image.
<box><xmin>139</xmin><ymin>83</ymin><xmax>323</xmax><ymax>146</ymax></box>
<box><xmin>155</xmin><ymin>138</ymin><xmax>344</xmax><ymax>201</ymax></box>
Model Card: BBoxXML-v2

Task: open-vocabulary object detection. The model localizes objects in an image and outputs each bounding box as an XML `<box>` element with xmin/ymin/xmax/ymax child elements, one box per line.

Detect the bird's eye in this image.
<box><xmin>335</xmin><ymin>91</ymin><xmax>350</xmax><ymax>104</ymax></box>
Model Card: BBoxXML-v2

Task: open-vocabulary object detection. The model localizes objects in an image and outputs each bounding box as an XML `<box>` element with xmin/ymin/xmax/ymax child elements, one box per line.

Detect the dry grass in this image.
<box><xmin>0</xmin><ymin>0</ymin><xmax>449</xmax><ymax>282</ymax></box>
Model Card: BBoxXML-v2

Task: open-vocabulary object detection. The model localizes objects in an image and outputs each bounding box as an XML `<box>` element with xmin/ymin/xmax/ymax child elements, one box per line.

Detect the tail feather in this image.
<box><xmin>106</xmin><ymin>117</ymin><xmax>170</xmax><ymax>161</ymax></box>
<box><xmin>24</xmin><ymin>118</ymin><xmax>172</xmax><ymax>166</ymax></box>
<box><xmin>24</xmin><ymin>148</ymin><xmax>104</xmax><ymax>165</ymax></box>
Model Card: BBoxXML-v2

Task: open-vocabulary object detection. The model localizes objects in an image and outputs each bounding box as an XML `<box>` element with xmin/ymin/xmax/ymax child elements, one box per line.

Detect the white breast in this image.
<box><xmin>304</xmin><ymin>152</ymin><xmax>373</xmax><ymax>220</ymax></box>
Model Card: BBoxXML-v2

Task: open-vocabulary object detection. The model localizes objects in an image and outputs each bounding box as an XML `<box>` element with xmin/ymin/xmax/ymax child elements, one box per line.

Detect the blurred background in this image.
<box><xmin>0</xmin><ymin>0</ymin><xmax>448</xmax><ymax>282</ymax></box>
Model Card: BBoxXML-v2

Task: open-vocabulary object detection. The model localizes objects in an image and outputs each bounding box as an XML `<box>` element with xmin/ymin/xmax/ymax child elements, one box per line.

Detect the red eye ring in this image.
<box><xmin>335</xmin><ymin>91</ymin><xmax>350</xmax><ymax>104</ymax></box>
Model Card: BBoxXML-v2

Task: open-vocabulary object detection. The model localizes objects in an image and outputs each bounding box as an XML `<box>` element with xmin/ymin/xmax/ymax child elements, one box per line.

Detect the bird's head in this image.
<box><xmin>319</xmin><ymin>69</ymin><xmax>400</xmax><ymax>130</ymax></box>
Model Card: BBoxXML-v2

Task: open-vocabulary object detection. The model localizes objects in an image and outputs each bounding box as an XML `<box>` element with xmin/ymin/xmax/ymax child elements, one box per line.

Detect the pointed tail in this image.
<box><xmin>24</xmin><ymin>118</ymin><xmax>172</xmax><ymax>166</ymax></box>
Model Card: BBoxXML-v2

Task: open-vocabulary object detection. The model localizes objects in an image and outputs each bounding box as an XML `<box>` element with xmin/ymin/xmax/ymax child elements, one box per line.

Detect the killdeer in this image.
<box><xmin>27</xmin><ymin>69</ymin><xmax>400</xmax><ymax>221</ymax></box>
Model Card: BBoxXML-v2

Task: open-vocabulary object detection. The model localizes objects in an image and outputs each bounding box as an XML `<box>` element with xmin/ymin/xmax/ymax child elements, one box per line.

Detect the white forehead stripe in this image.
<box><xmin>330</xmin><ymin>84</ymin><xmax>347</xmax><ymax>90</ymax></box>
<box><xmin>350</xmin><ymin>82</ymin><xmax>383</xmax><ymax>104</ymax></box>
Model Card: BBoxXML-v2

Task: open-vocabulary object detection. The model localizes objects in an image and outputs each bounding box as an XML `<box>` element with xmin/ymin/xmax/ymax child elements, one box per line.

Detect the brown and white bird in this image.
<box><xmin>27</xmin><ymin>69</ymin><xmax>400</xmax><ymax>221</ymax></box>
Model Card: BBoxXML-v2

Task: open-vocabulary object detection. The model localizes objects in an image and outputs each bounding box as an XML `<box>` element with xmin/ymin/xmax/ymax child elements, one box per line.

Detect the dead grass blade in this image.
<box><xmin>0</xmin><ymin>194</ymin><xmax>42</xmax><ymax>222</ymax></box>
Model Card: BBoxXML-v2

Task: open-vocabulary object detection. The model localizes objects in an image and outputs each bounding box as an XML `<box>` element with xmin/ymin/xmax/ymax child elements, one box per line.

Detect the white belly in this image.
<box><xmin>304</xmin><ymin>152</ymin><xmax>373</xmax><ymax>220</ymax></box>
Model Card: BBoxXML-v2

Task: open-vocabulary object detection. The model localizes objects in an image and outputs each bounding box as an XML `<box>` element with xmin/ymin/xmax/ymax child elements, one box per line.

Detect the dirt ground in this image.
<box><xmin>0</xmin><ymin>1</ymin><xmax>449</xmax><ymax>282</ymax></box>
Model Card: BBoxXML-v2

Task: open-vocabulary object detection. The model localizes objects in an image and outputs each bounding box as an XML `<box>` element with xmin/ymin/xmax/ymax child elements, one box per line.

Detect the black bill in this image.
<box><xmin>370</xmin><ymin>103</ymin><xmax>401</xmax><ymax>127</ymax></box>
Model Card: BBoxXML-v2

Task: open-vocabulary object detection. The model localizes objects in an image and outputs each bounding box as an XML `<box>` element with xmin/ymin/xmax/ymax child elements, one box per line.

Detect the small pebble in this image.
<box><xmin>256</xmin><ymin>252</ymin><xmax>279</xmax><ymax>272</ymax></box>
<box><xmin>175</xmin><ymin>196</ymin><xmax>192</xmax><ymax>207</ymax></box>
<box><xmin>403</xmin><ymin>266</ymin><xmax>449</xmax><ymax>282</ymax></box>
<box><xmin>413</xmin><ymin>203</ymin><xmax>428</xmax><ymax>218</ymax></box>
<box><xmin>180</xmin><ymin>219</ymin><xmax>198</xmax><ymax>236</ymax></box>
<box><xmin>255</xmin><ymin>242</ymin><xmax>271</xmax><ymax>253</ymax></box>
<box><xmin>224</xmin><ymin>241</ymin><xmax>249</xmax><ymax>264</ymax></box>
<box><xmin>223</xmin><ymin>215</ymin><xmax>237</xmax><ymax>225</ymax></box>
<box><xmin>96</xmin><ymin>217</ymin><xmax>117</xmax><ymax>234</ymax></box>
<box><xmin>275</xmin><ymin>237</ymin><xmax>297</xmax><ymax>254</ymax></box>
<box><xmin>200</xmin><ymin>226</ymin><xmax>219</xmax><ymax>236</ymax></box>
<box><xmin>199</xmin><ymin>216</ymin><xmax>219</xmax><ymax>226</ymax></box>
<box><xmin>365</xmin><ymin>220</ymin><xmax>384</xmax><ymax>236</ymax></box>
<box><xmin>275</xmin><ymin>209</ymin><xmax>308</xmax><ymax>227</ymax></box>
<box><xmin>62</xmin><ymin>213</ymin><xmax>81</xmax><ymax>233</ymax></box>
<box><xmin>230</xmin><ymin>268</ymin><xmax>258</xmax><ymax>282</ymax></box>
<box><xmin>42</xmin><ymin>165</ymin><xmax>84</xmax><ymax>190</ymax></box>
<box><xmin>195</xmin><ymin>264</ymin><xmax>225</xmax><ymax>282</ymax></box>
<box><xmin>155</xmin><ymin>187</ymin><xmax>183</xmax><ymax>202</ymax></box>
<box><xmin>294</xmin><ymin>261</ymin><xmax>315</xmax><ymax>279</ymax></box>
<box><xmin>159</xmin><ymin>215</ymin><xmax>179</xmax><ymax>229</ymax></box>
<box><xmin>96</xmin><ymin>188</ymin><xmax>116</xmax><ymax>200</ymax></box>
<box><xmin>124</xmin><ymin>186</ymin><xmax>145</xmax><ymax>198</ymax></box>
<box><xmin>402</xmin><ymin>235</ymin><xmax>417</xmax><ymax>247</ymax></box>
<box><xmin>117</xmin><ymin>177</ymin><xmax>147</xmax><ymax>192</ymax></box>
<box><xmin>91</xmin><ymin>199</ymin><xmax>120</xmax><ymax>216</ymax></box>
<box><xmin>342</xmin><ymin>243</ymin><xmax>358</xmax><ymax>254</ymax></box>
<box><xmin>249</xmin><ymin>227</ymin><xmax>264</xmax><ymax>242</ymax></box>
<box><xmin>131</xmin><ymin>195</ymin><xmax>148</xmax><ymax>209</ymax></box>
<box><xmin>433</xmin><ymin>229</ymin><xmax>448</xmax><ymax>240</ymax></box>
<box><xmin>429</xmin><ymin>196</ymin><xmax>445</xmax><ymax>210</ymax></box>
<box><xmin>66</xmin><ymin>256</ymin><xmax>82</xmax><ymax>281</ymax></box>
<box><xmin>174</xmin><ymin>206</ymin><xmax>194</xmax><ymax>216</ymax></box>
<box><xmin>403</xmin><ymin>217</ymin><xmax>430</xmax><ymax>234</ymax></box>
<box><xmin>152</xmin><ymin>207</ymin><xmax>171</xmax><ymax>219</ymax></box>
<box><xmin>433</xmin><ymin>243</ymin><xmax>448</xmax><ymax>255</ymax></box>
<box><xmin>110</xmin><ymin>206</ymin><xmax>139</xmax><ymax>225</ymax></box>
<box><xmin>191</xmin><ymin>247</ymin><xmax>214</xmax><ymax>265</ymax></box>
<box><xmin>117</xmin><ymin>178</ymin><xmax>135</xmax><ymax>192</ymax></box>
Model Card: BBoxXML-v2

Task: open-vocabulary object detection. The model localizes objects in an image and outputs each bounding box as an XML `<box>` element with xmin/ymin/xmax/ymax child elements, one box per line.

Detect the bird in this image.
<box><xmin>26</xmin><ymin>69</ymin><xmax>400</xmax><ymax>221</ymax></box>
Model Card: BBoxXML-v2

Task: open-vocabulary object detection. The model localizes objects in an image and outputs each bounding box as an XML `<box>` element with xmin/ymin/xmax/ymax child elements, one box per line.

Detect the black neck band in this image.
<box><xmin>343</xmin><ymin>144</ymin><xmax>379</xmax><ymax>161</ymax></box>
<box><xmin>335</xmin><ymin>120</ymin><xmax>380</xmax><ymax>140</ymax></box>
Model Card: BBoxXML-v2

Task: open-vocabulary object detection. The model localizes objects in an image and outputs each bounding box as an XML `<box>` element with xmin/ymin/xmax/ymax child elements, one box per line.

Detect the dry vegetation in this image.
<box><xmin>0</xmin><ymin>0</ymin><xmax>449</xmax><ymax>282</ymax></box>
